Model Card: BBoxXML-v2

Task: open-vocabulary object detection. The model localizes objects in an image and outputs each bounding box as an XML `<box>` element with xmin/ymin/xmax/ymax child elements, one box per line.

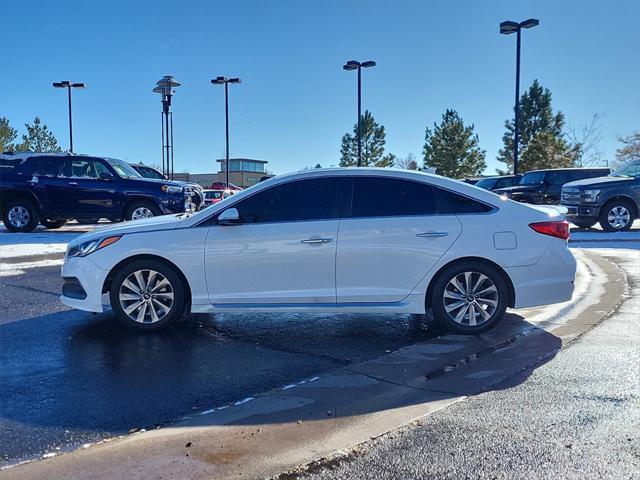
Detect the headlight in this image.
<box><xmin>161</xmin><ymin>185</ymin><xmax>183</xmax><ymax>194</ymax></box>
<box><xmin>67</xmin><ymin>235</ymin><xmax>121</xmax><ymax>258</ymax></box>
<box><xmin>582</xmin><ymin>189</ymin><xmax>600</xmax><ymax>203</ymax></box>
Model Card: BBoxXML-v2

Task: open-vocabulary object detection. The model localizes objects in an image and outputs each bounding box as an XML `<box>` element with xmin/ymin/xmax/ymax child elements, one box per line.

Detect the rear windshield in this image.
<box><xmin>475</xmin><ymin>178</ymin><xmax>497</xmax><ymax>189</ymax></box>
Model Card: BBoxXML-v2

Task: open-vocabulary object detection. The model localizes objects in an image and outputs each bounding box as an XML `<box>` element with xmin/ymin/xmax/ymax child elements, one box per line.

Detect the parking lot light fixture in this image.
<box><xmin>211</xmin><ymin>76</ymin><xmax>242</xmax><ymax>189</ymax></box>
<box><xmin>153</xmin><ymin>76</ymin><xmax>181</xmax><ymax>179</ymax></box>
<box><xmin>500</xmin><ymin>19</ymin><xmax>539</xmax><ymax>175</ymax></box>
<box><xmin>342</xmin><ymin>60</ymin><xmax>376</xmax><ymax>167</ymax></box>
<box><xmin>52</xmin><ymin>80</ymin><xmax>85</xmax><ymax>153</ymax></box>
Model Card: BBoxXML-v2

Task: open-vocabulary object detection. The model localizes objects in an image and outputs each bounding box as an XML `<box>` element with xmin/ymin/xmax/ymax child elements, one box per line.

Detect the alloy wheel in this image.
<box><xmin>442</xmin><ymin>271</ymin><xmax>499</xmax><ymax>327</ymax></box>
<box><xmin>607</xmin><ymin>206</ymin><xmax>631</xmax><ymax>230</ymax></box>
<box><xmin>118</xmin><ymin>269</ymin><xmax>175</xmax><ymax>324</ymax></box>
<box><xmin>131</xmin><ymin>207</ymin><xmax>154</xmax><ymax>220</ymax></box>
<box><xmin>8</xmin><ymin>206</ymin><xmax>30</xmax><ymax>228</ymax></box>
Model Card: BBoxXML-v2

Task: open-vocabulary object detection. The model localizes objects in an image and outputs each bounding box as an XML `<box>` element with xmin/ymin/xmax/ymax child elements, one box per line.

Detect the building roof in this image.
<box><xmin>216</xmin><ymin>158</ymin><xmax>268</xmax><ymax>164</ymax></box>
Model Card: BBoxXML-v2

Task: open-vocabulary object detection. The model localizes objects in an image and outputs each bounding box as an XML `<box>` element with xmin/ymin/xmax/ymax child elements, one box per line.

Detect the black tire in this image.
<box><xmin>571</xmin><ymin>220</ymin><xmax>596</xmax><ymax>230</ymax></box>
<box><xmin>2</xmin><ymin>199</ymin><xmax>40</xmax><ymax>233</ymax></box>
<box><xmin>598</xmin><ymin>200</ymin><xmax>635</xmax><ymax>232</ymax></box>
<box><xmin>124</xmin><ymin>201</ymin><xmax>161</xmax><ymax>221</ymax></box>
<box><xmin>76</xmin><ymin>218</ymin><xmax>100</xmax><ymax>225</ymax></box>
<box><xmin>41</xmin><ymin>219</ymin><xmax>68</xmax><ymax>229</ymax></box>
<box><xmin>431</xmin><ymin>261</ymin><xmax>508</xmax><ymax>335</ymax></box>
<box><xmin>109</xmin><ymin>259</ymin><xmax>186</xmax><ymax>331</ymax></box>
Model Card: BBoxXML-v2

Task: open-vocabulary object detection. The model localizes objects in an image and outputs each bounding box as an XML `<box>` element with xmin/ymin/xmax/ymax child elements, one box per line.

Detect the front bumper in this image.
<box><xmin>60</xmin><ymin>256</ymin><xmax>109</xmax><ymax>313</ymax></box>
<box><xmin>562</xmin><ymin>204</ymin><xmax>601</xmax><ymax>222</ymax></box>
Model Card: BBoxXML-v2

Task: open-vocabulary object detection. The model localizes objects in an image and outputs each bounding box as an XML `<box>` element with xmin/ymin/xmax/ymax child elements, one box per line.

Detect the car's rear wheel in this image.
<box><xmin>431</xmin><ymin>261</ymin><xmax>508</xmax><ymax>334</ymax></box>
<box><xmin>125</xmin><ymin>201</ymin><xmax>161</xmax><ymax>221</ymax></box>
<box><xmin>2</xmin><ymin>199</ymin><xmax>40</xmax><ymax>233</ymax></box>
<box><xmin>41</xmin><ymin>219</ymin><xmax>68</xmax><ymax>229</ymax></box>
<box><xmin>599</xmin><ymin>200</ymin><xmax>635</xmax><ymax>232</ymax></box>
<box><xmin>109</xmin><ymin>260</ymin><xmax>186</xmax><ymax>331</ymax></box>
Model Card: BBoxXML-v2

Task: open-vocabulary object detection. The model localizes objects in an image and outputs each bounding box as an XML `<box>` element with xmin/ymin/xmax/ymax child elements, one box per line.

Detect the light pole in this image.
<box><xmin>153</xmin><ymin>76</ymin><xmax>181</xmax><ymax>179</ymax></box>
<box><xmin>500</xmin><ymin>18</ymin><xmax>539</xmax><ymax>175</ymax></box>
<box><xmin>211</xmin><ymin>76</ymin><xmax>241</xmax><ymax>189</ymax></box>
<box><xmin>343</xmin><ymin>60</ymin><xmax>376</xmax><ymax>167</ymax></box>
<box><xmin>52</xmin><ymin>81</ymin><xmax>85</xmax><ymax>153</ymax></box>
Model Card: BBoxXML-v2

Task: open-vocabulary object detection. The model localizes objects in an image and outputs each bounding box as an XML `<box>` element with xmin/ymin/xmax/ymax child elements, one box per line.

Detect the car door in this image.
<box><xmin>336</xmin><ymin>176</ymin><xmax>463</xmax><ymax>304</ymax></box>
<box><xmin>26</xmin><ymin>156</ymin><xmax>71</xmax><ymax>217</ymax></box>
<box><xmin>64</xmin><ymin>157</ymin><xmax>119</xmax><ymax>218</ymax></box>
<box><xmin>543</xmin><ymin>171</ymin><xmax>568</xmax><ymax>204</ymax></box>
<box><xmin>205</xmin><ymin>176</ymin><xmax>348</xmax><ymax>305</ymax></box>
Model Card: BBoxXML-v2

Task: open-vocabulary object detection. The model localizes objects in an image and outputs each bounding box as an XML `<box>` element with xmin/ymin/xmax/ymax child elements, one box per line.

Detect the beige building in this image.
<box><xmin>174</xmin><ymin>158</ymin><xmax>272</xmax><ymax>188</ymax></box>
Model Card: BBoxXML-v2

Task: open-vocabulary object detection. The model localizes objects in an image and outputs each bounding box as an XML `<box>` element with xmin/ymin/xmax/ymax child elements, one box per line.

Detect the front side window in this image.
<box><xmin>547</xmin><ymin>171</ymin><xmax>569</xmax><ymax>185</ymax></box>
<box><xmin>520</xmin><ymin>171</ymin><xmax>547</xmax><ymax>185</ymax></box>
<box><xmin>350</xmin><ymin>177</ymin><xmax>437</xmax><ymax>217</ymax></box>
<box><xmin>69</xmin><ymin>159</ymin><xmax>98</xmax><ymax>178</ymax></box>
<box><xmin>233</xmin><ymin>177</ymin><xmax>344</xmax><ymax>223</ymax></box>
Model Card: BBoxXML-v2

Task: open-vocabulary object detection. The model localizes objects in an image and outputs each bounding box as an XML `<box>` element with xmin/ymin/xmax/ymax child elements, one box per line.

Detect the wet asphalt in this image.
<box><xmin>297</xmin><ymin>249</ymin><xmax>640</xmax><ymax>480</ymax></box>
<box><xmin>0</xmin><ymin>265</ymin><xmax>436</xmax><ymax>466</ymax></box>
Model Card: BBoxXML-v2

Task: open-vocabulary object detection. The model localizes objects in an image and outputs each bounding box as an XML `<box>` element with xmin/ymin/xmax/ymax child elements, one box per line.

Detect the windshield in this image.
<box><xmin>475</xmin><ymin>178</ymin><xmax>497</xmax><ymax>189</ymax></box>
<box><xmin>520</xmin><ymin>171</ymin><xmax>546</xmax><ymax>185</ymax></box>
<box><xmin>106</xmin><ymin>158</ymin><xmax>143</xmax><ymax>179</ymax></box>
<box><xmin>138</xmin><ymin>166</ymin><xmax>164</xmax><ymax>179</ymax></box>
<box><xmin>610</xmin><ymin>160</ymin><xmax>640</xmax><ymax>178</ymax></box>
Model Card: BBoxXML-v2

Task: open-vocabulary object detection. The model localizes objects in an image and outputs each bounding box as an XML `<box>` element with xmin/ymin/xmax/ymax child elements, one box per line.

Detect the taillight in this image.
<box><xmin>529</xmin><ymin>221</ymin><xmax>570</xmax><ymax>241</ymax></box>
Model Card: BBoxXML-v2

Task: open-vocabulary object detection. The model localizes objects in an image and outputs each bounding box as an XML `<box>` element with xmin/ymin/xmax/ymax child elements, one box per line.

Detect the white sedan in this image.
<box><xmin>60</xmin><ymin>168</ymin><xmax>576</xmax><ymax>334</ymax></box>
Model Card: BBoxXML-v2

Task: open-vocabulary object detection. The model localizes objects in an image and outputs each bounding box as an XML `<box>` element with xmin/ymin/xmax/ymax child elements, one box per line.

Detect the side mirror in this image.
<box><xmin>100</xmin><ymin>171</ymin><xmax>114</xmax><ymax>181</ymax></box>
<box><xmin>218</xmin><ymin>208</ymin><xmax>241</xmax><ymax>225</ymax></box>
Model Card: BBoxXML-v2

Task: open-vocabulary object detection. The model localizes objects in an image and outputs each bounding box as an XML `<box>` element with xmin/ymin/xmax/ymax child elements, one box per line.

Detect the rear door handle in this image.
<box><xmin>68</xmin><ymin>182</ymin><xmax>79</xmax><ymax>186</ymax></box>
<box><xmin>300</xmin><ymin>238</ymin><xmax>333</xmax><ymax>244</ymax></box>
<box><xmin>416</xmin><ymin>232</ymin><xmax>448</xmax><ymax>238</ymax></box>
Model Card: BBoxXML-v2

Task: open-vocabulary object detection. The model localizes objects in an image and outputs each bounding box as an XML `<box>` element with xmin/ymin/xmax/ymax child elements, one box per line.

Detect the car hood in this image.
<box><xmin>563</xmin><ymin>176</ymin><xmax>633</xmax><ymax>189</ymax></box>
<box><xmin>70</xmin><ymin>214</ymin><xmax>185</xmax><ymax>245</ymax></box>
<box><xmin>125</xmin><ymin>177</ymin><xmax>185</xmax><ymax>188</ymax></box>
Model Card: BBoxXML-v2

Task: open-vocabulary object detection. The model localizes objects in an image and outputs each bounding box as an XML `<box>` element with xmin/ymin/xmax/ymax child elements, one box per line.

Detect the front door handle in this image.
<box><xmin>68</xmin><ymin>182</ymin><xmax>80</xmax><ymax>187</ymax></box>
<box><xmin>300</xmin><ymin>238</ymin><xmax>333</xmax><ymax>244</ymax></box>
<box><xmin>416</xmin><ymin>232</ymin><xmax>448</xmax><ymax>238</ymax></box>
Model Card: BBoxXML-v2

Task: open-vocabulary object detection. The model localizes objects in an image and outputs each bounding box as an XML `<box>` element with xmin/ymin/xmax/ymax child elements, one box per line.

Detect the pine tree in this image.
<box><xmin>340</xmin><ymin>110</ymin><xmax>396</xmax><ymax>167</ymax></box>
<box><xmin>16</xmin><ymin>117</ymin><xmax>62</xmax><ymax>153</ymax></box>
<box><xmin>422</xmin><ymin>109</ymin><xmax>486</xmax><ymax>178</ymax></box>
<box><xmin>0</xmin><ymin>117</ymin><xmax>18</xmax><ymax>152</ymax></box>
<box><xmin>497</xmin><ymin>80</ymin><xmax>576</xmax><ymax>173</ymax></box>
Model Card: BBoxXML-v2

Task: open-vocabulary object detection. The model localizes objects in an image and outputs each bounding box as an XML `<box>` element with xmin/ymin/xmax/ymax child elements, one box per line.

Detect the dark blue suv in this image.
<box><xmin>0</xmin><ymin>153</ymin><xmax>190</xmax><ymax>232</ymax></box>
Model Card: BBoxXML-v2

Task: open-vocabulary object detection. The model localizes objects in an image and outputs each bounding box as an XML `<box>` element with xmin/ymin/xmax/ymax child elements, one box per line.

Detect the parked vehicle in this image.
<box><xmin>475</xmin><ymin>175</ymin><xmax>522</xmax><ymax>191</ymax></box>
<box><xmin>130</xmin><ymin>163</ymin><xmax>204</xmax><ymax>211</ymax></box>
<box><xmin>494</xmin><ymin>167</ymin><xmax>610</xmax><ymax>205</ymax></box>
<box><xmin>0</xmin><ymin>152</ymin><xmax>192</xmax><ymax>232</ymax></box>
<box><xmin>210</xmin><ymin>181</ymin><xmax>242</xmax><ymax>191</ymax></box>
<box><xmin>61</xmin><ymin>168</ymin><xmax>576</xmax><ymax>334</ymax></box>
<box><xmin>202</xmin><ymin>189</ymin><xmax>228</xmax><ymax>206</ymax></box>
<box><xmin>461</xmin><ymin>178</ymin><xmax>481</xmax><ymax>185</ymax></box>
<box><xmin>561</xmin><ymin>159</ymin><xmax>640</xmax><ymax>231</ymax></box>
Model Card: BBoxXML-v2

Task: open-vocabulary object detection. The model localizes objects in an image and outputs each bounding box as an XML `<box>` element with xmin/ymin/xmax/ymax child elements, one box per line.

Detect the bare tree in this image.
<box><xmin>395</xmin><ymin>153</ymin><xmax>419</xmax><ymax>170</ymax></box>
<box><xmin>615</xmin><ymin>130</ymin><xmax>640</xmax><ymax>168</ymax></box>
<box><xmin>567</xmin><ymin>113</ymin><xmax>605</xmax><ymax>167</ymax></box>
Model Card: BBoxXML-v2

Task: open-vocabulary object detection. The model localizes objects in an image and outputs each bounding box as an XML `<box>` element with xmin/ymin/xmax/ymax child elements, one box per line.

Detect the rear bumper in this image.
<box><xmin>506</xmin><ymin>240</ymin><xmax>577</xmax><ymax>308</ymax></box>
<box><xmin>60</xmin><ymin>256</ymin><xmax>108</xmax><ymax>313</ymax></box>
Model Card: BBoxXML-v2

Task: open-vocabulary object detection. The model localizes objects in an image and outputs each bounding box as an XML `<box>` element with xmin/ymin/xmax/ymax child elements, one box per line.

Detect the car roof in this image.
<box><xmin>525</xmin><ymin>167</ymin><xmax>609</xmax><ymax>173</ymax></box>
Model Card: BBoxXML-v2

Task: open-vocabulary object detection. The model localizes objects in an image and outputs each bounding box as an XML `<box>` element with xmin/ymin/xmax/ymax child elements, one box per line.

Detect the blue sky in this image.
<box><xmin>3</xmin><ymin>0</ymin><xmax>639</xmax><ymax>175</ymax></box>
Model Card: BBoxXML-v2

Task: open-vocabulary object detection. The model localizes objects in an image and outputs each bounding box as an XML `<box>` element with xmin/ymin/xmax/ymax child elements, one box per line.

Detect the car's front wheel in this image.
<box><xmin>125</xmin><ymin>201</ymin><xmax>161</xmax><ymax>221</ymax></box>
<box><xmin>2</xmin><ymin>199</ymin><xmax>40</xmax><ymax>233</ymax></box>
<box><xmin>109</xmin><ymin>260</ymin><xmax>186</xmax><ymax>331</ymax></box>
<box><xmin>431</xmin><ymin>261</ymin><xmax>508</xmax><ymax>334</ymax></box>
<box><xmin>599</xmin><ymin>200</ymin><xmax>635</xmax><ymax>232</ymax></box>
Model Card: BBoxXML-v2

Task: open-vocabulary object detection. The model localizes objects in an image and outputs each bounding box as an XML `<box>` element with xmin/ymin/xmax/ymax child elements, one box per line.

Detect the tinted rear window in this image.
<box><xmin>350</xmin><ymin>177</ymin><xmax>491</xmax><ymax>217</ymax></box>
